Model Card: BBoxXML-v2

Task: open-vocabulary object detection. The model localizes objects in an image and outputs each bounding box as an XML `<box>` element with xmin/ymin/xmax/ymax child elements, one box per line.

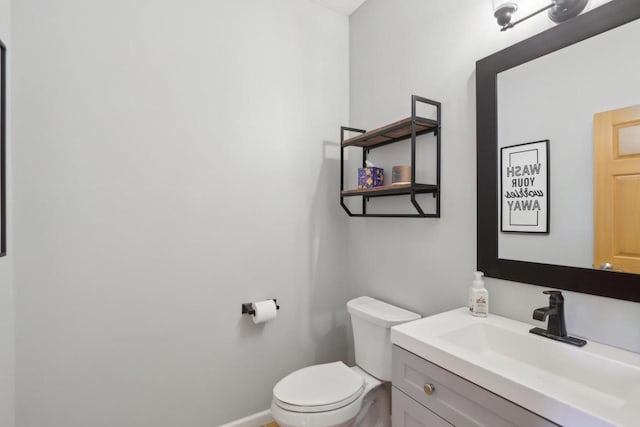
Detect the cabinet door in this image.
<box><xmin>393</xmin><ymin>346</ymin><xmax>559</xmax><ymax>427</ymax></box>
<box><xmin>392</xmin><ymin>387</ymin><xmax>452</xmax><ymax>427</ymax></box>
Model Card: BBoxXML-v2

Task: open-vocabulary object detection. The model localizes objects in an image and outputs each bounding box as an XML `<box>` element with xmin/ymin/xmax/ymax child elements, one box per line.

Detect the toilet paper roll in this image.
<box><xmin>251</xmin><ymin>300</ymin><xmax>278</xmax><ymax>324</ymax></box>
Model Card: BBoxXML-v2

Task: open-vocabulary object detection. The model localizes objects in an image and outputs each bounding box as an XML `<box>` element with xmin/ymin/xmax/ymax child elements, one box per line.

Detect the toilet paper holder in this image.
<box><xmin>241</xmin><ymin>299</ymin><xmax>280</xmax><ymax>316</ymax></box>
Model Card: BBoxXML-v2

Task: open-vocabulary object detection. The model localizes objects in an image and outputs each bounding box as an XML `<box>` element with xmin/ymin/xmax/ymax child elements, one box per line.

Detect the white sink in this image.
<box><xmin>391</xmin><ymin>308</ymin><xmax>640</xmax><ymax>427</ymax></box>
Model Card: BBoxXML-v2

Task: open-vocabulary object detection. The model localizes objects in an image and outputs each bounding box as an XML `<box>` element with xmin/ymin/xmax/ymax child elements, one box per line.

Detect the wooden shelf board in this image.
<box><xmin>341</xmin><ymin>183</ymin><xmax>438</xmax><ymax>198</ymax></box>
<box><xmin>342</xmin><ymin>117</ymin><xmax>438</xmax><ymax>148</ymax></box>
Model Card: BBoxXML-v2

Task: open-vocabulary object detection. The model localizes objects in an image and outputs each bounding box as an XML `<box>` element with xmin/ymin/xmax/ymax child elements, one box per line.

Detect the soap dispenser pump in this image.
<box><xmin>468</xmin><ymin>271</ymin><xmax>488</xmax><ymax>317</ymax></box>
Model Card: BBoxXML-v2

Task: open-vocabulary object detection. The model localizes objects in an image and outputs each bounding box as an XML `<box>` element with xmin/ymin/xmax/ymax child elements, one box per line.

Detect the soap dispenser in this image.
<box><xmin>468</xmin><ymin>271</ymin><xmax>488</xmax><ymax>317</ymax></box>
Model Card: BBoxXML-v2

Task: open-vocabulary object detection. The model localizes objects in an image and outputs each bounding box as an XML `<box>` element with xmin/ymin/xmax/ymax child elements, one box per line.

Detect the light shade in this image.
<box><xmin>492</xmin><ymin>0</ymin><xmax>518</xmax><ymax>12</ymax></box>
<box><xmin>493</xmin><ymin>1</ymin><xmax>519</xmax><ymax>27</ymax></box>
<box><xmin>548</xmin><ymin>0</ymin><xmax>589</xmax><ymax>23</ymax></box>
<box><xmin>492</xmin><ymin>0</ymin><xmax>589</xmax><ymax>31</ymax></box>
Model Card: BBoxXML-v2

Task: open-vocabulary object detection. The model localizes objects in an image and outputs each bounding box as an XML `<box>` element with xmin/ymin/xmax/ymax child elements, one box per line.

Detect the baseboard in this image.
<box><xmin>218</xmin><ymin>409</ymin><xmax>273</xmax><ymax>427</ymax></box>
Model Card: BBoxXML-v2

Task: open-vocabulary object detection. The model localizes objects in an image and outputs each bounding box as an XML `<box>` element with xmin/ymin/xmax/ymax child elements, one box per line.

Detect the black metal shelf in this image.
<box><xmin>346</xmin><ymin>213</ymin><xmax>441</xmax><ymax>218</ymax></box>
<box><xmin>340</xmin><ymin>95</ymin><xmax>441</xmax><ymax>218</ymax></box>
<box><xmin>342</xmin><ymin>117</ymin><xmax>438</xmax><ymax>149</ymax></box>
<box><xmin>341</xmin><ymin>183</ymin><xmax>438</xmax><ymax>198</ymax></box>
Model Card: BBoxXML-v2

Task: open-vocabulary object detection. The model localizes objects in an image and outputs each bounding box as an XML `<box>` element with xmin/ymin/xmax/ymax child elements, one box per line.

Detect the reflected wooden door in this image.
<box><xmin>594</xmin><ymin>105</ymin><xmax>640</xmax><ymax>274</ymax></box>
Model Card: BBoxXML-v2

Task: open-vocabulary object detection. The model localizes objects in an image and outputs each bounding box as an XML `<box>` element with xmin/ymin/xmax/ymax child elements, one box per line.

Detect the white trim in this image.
<box><xmin>218</xmin><ymin>409</ymin><xmax>272</xmax><ymax>427</ymax></box>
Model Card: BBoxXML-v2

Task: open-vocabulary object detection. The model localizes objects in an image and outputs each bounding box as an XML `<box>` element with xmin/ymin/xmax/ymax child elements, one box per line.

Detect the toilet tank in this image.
<box><xmin>347</xmin><ymin>296</ymin><xmax>421</xmax><ymax>381</ymax></box>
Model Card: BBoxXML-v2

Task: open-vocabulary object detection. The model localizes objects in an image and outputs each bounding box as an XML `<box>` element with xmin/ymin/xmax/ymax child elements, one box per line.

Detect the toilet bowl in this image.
<box><xmin>271</xmin><ymin>297</ymin><xmax>420</xmax><ymax>427</ymax></box>
<box><xmin>270</xmin><ymin>363</ymin><xmax>387</xmax><ymax>427</ymax></box>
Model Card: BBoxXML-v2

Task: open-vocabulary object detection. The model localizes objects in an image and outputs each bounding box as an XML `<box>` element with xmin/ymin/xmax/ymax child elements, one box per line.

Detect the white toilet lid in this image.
<box><xmin>273</xmin><ymin>362</ymin><xmax>365</xmax><ymax>412</ymax></box>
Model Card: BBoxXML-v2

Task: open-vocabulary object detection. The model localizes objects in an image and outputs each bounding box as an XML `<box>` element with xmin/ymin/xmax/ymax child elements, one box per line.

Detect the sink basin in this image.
<box><xmin>391</xmin><ymin>308</ymin><xmax>640</xmax><ymax>427</ymax></box>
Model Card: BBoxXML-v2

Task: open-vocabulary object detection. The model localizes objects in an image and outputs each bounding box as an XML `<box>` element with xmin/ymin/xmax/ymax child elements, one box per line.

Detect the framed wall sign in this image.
<box><xmin>500</xmin><ymin>140</ymin><xmax>549</xmax><ymax>233</ymax></box>
<box><xmin>0</xmin><ymin>39</ymin><xmax>5</xmax><ymax>256</ymax></box>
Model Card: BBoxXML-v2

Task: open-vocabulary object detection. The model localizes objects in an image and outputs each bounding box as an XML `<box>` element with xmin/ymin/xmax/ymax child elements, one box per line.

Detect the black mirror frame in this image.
<box><xmin>476</xmin><ymin>0</ymin><xmax>640</xmax><ymax>303</ymax></box>
<box><xmin>0</xmin><ymin>39</ymin><xmax>5</xmax><ymax>257</ymax></box>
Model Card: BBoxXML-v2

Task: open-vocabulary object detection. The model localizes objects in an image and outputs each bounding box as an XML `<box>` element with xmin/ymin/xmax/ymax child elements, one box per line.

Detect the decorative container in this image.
<box><xmin>358</xmin><ymin>167</ymin><xmax>384</xmax><ymax>189</ymax></box>
<box><xmin>392</xmin><ymin>165</ymin><xmax>412</xmax><ymax>184</ymax></box>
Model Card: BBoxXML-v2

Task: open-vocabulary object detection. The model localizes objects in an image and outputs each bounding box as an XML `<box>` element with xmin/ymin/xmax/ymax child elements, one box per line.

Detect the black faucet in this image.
<box><xmin>529</xmin><ymin>290</ymin><xmax>587</xmax><ymax>347</ymax></box>
<box><xmin>533</xmin><ymin>290</ymin><xmax>567</xmax><ymax>337</ymax></box>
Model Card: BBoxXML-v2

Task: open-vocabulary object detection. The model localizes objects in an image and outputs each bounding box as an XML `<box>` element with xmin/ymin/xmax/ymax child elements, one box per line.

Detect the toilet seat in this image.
<box><xmin>272</xmin><ymin>362</ymin><xmax>365</xmax><ymax>413</ymax></box>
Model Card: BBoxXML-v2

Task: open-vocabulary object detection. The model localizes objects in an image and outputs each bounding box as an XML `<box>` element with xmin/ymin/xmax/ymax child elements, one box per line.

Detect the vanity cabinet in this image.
<box><xmin>391</xmin><ymin>346</ymin><xmax>559</xmax><ymax>427</ymax></box>
<box><xmin>392</xmin><ymin>387</ymin><xmax>452</xmax><ymax>427</ymax></box>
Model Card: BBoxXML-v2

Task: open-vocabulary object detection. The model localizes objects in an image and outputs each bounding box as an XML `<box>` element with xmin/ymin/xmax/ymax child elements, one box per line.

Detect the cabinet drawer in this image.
<box><xmin>392</xmin><ymin>386</ymin><xmax>452</xmax><ymax>427</ymax></box>
<box><xmin>392</xmin><ymin>346</ymin><xmax>559</xmax><ymax>427</ymax></box>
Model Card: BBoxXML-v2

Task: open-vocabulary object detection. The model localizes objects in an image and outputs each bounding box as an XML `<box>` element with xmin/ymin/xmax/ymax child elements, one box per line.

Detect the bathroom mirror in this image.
<box><xmin>498</xmin><ymin>19</ymin><xmax>640</xmax><ymax>271</ymax></box>
<box><xmin>476</xmin><ymin>0</ymin><xmax>640</xmax><ymax>302</ymax></box>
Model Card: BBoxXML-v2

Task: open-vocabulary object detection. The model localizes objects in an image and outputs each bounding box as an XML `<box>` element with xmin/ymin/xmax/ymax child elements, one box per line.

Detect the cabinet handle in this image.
<box><xmin>423</xmin><ymin>383</ymin><xmax>435</xmax><ymax>395</ymax></box>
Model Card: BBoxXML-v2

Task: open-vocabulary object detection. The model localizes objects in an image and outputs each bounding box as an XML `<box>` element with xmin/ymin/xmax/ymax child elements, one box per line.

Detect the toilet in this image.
<box><xmin>270</xmin><ymin>296</ymin><xmax>421</xmax><ymax>427</ymax></box>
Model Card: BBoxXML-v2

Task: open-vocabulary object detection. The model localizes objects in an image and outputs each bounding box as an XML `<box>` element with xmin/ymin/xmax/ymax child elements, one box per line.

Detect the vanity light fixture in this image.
<box><xmin>493</xmin><ymin>0</ymin><xmax>589</xmax><ymax>31</ymax></box>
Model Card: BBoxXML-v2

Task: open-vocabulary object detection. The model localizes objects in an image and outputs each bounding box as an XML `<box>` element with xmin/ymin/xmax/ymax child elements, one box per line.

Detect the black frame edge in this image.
<box><xmin>0</xmin><ymin>39</ymin><xmax>6</xmax><ymax>257</ymax></box>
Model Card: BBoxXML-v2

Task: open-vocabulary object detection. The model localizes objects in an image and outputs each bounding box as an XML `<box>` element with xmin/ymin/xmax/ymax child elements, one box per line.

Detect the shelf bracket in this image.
<box><xmin>410</xmin><ymin>192</ymin><xmax>426</xmax><ymax>216</ymax></box>
<box><xmin>340</xmin><ymin>200</ymin><xmax>354</xmax><ymax>217</ymax></box>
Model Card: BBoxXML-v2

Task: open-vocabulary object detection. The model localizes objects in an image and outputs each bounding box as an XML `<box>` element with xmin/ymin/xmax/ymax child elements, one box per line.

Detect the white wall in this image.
<box><xmin>349</xmin><ymin>0</ymin><xmax>640</xmax><ymax>354</ymax></box>
<box><xmin>12</xmin><ymin>1</ymin><xmax>350</xmax><ymax>425</ymax></box>
<box><xmin>0</xmin><ymin>0</ymin><xmax>15</xmax><ymax>426</ymax></box>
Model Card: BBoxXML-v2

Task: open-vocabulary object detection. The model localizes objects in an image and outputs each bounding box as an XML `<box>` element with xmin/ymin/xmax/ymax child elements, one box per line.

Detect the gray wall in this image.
<box><xmin>0</xmin><ymin>0</ymin><xmax>14</xmax><ymax>425</ymax></box>
<box><xmin>11</xmin><ymin>1</ymin><xmax>350</xmax><ymax>425</ymax></box>
<box><xmin>8</xmin><ymin>1</ymin><xmax>640</xmax><ymax>427</ymax></box>
<box><xmin>349</xmin><ymin>0</ymin><xmax>640</xmax><ymax>354</ymax></box>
